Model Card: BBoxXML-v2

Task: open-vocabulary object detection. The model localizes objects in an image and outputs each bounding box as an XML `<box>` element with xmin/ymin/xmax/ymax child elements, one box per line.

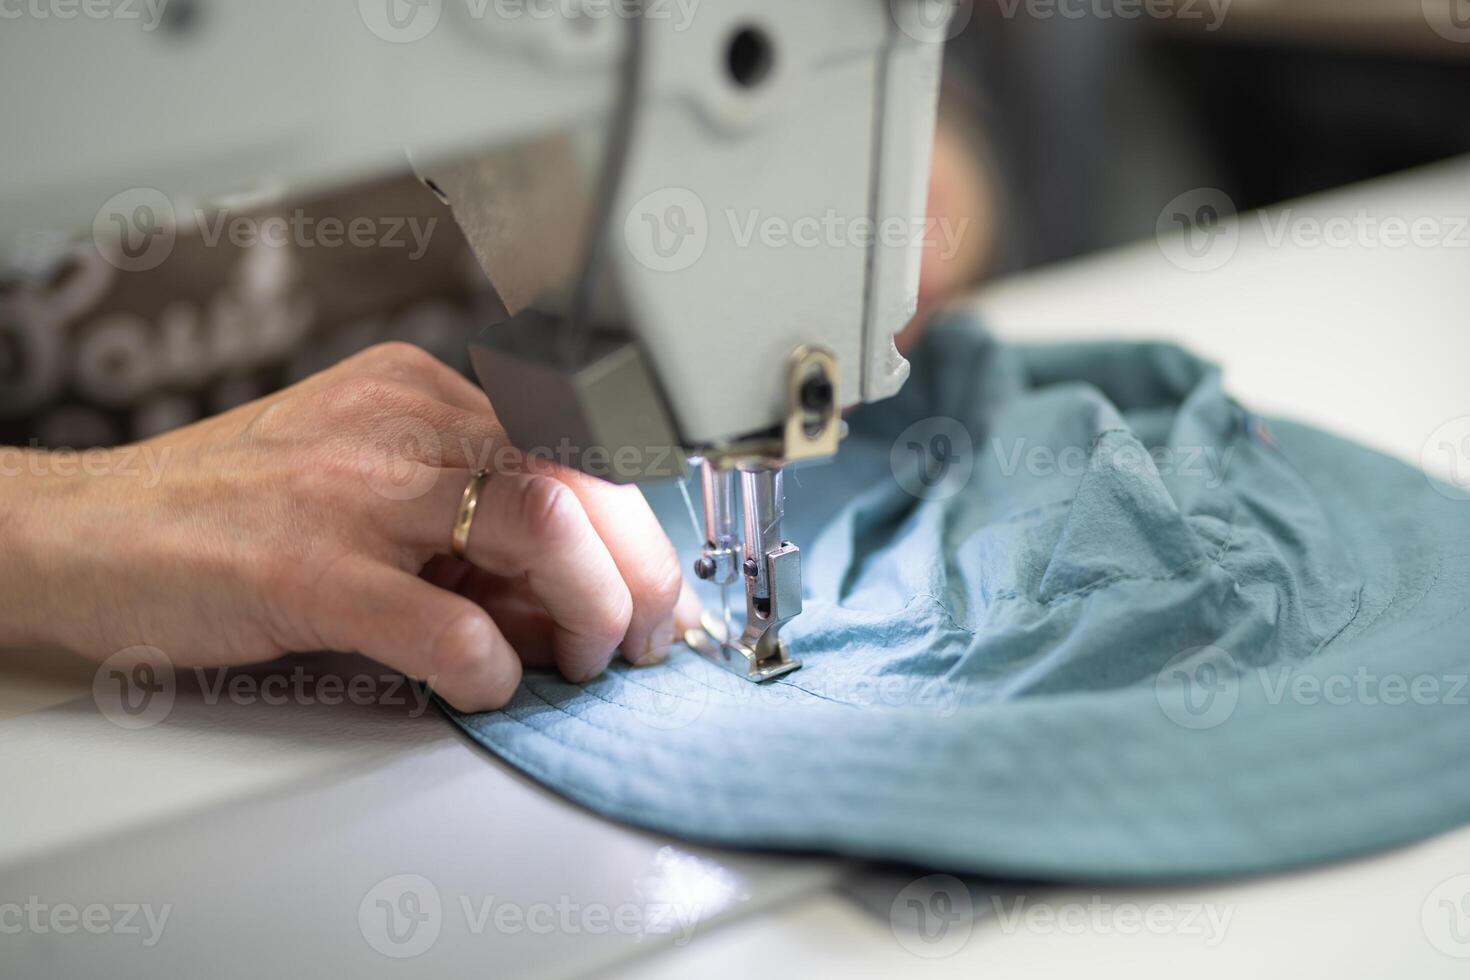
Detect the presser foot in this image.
<box><xmin>683</xmin><ymin>612</ymin><xmax>801</xmax><ymax>683</ymax></box>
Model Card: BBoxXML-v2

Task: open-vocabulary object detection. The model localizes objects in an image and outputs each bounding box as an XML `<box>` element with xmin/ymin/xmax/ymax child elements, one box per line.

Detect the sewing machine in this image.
<box><xmin>5</xmin><ymin>7</ymin><xmax>1470</xmax><ymax>970</ymax></box>
<box><xmin>0</xmin><ymin>0</ymin><xmax>955</xmax><ymax>681</ymax></box>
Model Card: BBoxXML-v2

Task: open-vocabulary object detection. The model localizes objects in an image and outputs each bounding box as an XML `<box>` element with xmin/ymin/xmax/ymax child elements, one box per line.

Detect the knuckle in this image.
<box><xmin>639</xmin><ymin>547</ymin><xmax>684</xmax><ymax>616</ymax></box>
<box><xmin>429</xmin><ymin>614</ymin><xmax>484</xmax><ymax>677</ymax></box>
<box><xmin>359</xmin><ymin>341</ymin><xmax>437</xmax><ymax>374</ymax></box>
<box><xmin>431</xmin><ymin>615</ymin><xmax>518</xmax><ymax>710</ymax></box>
<box><xmin>318</xmin><ymin>380</ymin><xmax>444</xmax><ymax>453</ymax></box>
<box><xmin>601</xmin><ymin>587</ymin><xmax>635</xmax><ymax>643</ymax></box>
<box><xmin>515</xmin><ymin>475</ymin><xmax>578</xmax><ymax>540</ymax></box>
<box><xmin>317</xmin><ymin>376</ymin><xmax>401</xmax><ymax>419</ymax></box>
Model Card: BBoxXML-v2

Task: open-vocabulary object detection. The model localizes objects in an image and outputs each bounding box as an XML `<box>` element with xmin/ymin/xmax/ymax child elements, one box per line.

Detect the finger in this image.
<box><xmin>421</xmin><ymin>559</ymin><xmax>557</xmax><ymax>669</ymax></box>
<box><xmin>311</xmin><ymin>558</ymin><xmax>521</xmax><ymax>712</ymax></box>
<box><xmin>393</xmin><ymin>469</ymin><xmax>633</xmax><ymax>682</ymax></box>
<box><xmin>534</xmin><ymin>466</ymin><xmax>685</xmax><ymax>667</ymax></box>
<box><xmin>429</xmin><ymin>561</ymin><xmax>708</xmax><ymax>669</ymax></box>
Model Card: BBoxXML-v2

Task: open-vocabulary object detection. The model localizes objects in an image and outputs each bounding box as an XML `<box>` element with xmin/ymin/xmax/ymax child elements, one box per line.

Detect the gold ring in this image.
<box><xmin>451</xmin><ymin>469</ymin><xmax>490</xmax><ymax>561</ymax></box>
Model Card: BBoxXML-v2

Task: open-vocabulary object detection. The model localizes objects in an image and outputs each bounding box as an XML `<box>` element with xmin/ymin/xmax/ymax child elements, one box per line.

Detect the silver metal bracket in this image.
<box><xmin>684</xmin><ymin>610</ymin><xmax>801</xmax><ymax>683</ymax></box>
<box><xmin>683</xmin><ymin>346</ymin><xmax>842</xmax><ymax>683</ymax></box>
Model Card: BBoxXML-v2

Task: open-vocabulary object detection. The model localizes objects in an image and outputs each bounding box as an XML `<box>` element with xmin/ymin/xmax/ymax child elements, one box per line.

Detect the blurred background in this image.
<box><xmin>3</xmin><ymin>0</ymin><xmax>1469</xmax><ymax>449</ymax></box>
<box><xmin>951</xmin><ymin>0</ymin><xmax>1470</xmax><ymax>267</ymax></box>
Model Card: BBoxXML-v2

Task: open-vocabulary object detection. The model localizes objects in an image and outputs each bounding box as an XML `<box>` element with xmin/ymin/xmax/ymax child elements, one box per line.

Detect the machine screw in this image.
<box><xmin>693</xmin><ymin>556</ymin><xmax>717</xmax><ymax>581</ymax></box>
<box><xmin>743</xmin><ymin>558</ymin><xmax>760</xmax><ymax>578</ymax></box>
<box><xmin>800</xmin><ymin>375</ymin><xmax>834</xmax><ymax>412</ymax></box>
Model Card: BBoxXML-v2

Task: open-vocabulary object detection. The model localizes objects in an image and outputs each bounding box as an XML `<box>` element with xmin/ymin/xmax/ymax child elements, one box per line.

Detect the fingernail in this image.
<box><xmin>630</xmin><ymin>617</ymin><xmax>675</xmax><ymax>667</ymax></box>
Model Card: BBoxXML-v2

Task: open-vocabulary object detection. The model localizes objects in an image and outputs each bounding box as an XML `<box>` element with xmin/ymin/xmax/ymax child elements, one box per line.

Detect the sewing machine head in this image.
<box><xmin>437</xmin><ymin>2</ymin><xmax>956</xmax><ymax>680</ymax></box>
<box><xmin>0</xmin><ymin>0</ymin><xmax>955</xmax><ymax>682</ymax></box>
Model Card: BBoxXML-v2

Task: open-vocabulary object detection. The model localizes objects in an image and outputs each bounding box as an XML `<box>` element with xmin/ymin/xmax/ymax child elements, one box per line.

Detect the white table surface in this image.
<box><xmin>4</xmin><ymin>156</ymin><xmax>1469</xmax><ymax>978</ymax></box>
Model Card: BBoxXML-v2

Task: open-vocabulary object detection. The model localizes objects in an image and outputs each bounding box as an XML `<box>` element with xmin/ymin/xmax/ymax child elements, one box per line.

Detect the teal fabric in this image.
<box><xmin>447</xmin><ymin>315</ymin><xmax>1470</xmax><ymax>880</ymax></box>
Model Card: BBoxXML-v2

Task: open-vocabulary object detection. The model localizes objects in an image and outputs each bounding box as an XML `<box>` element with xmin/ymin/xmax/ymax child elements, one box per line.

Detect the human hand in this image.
<box><xmin>0</xmin><ymin>342</ymin><xmax>702</xmax><ymax>712</ymax></box>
